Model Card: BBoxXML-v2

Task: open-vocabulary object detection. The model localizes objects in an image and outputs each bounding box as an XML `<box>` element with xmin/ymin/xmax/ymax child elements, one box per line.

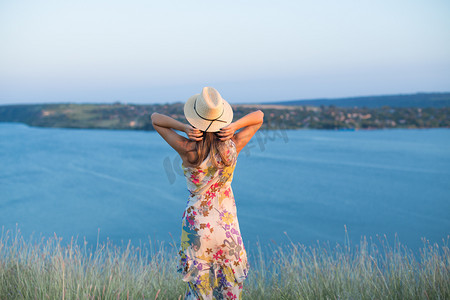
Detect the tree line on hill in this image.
<box><xmin>0</xmin><ymin>101</ymin><xmax>449</xmax><ymax>131</ymax></box>
<box><xmin>271</xmin><ymin>92</ymin><xmax>450</xmax><ymax>108</ymax></box>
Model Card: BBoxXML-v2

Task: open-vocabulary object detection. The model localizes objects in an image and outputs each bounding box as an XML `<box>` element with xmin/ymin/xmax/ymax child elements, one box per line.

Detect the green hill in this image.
<box><xmin>1</xmin><ymin>92</ymin><xmax>449</xmax><ymax>130</ymax></box>
<box><xmin>269</xmin><ymin>92</ymin><xmax>450</xmax><ymax>108</ymax></box>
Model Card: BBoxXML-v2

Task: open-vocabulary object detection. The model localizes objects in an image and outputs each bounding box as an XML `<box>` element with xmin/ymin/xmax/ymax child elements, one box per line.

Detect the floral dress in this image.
<box><xmin>177</xmin><ymin>139</ymin><xmax>249</xmax><ymax>300</ymax></box>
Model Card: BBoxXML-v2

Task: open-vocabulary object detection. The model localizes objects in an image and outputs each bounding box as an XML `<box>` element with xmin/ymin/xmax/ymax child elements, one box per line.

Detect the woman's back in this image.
<box><xmin>177</xmin><ymin>138</ymin><xmax>249</xmax><ymax>298</ymax></box>
<box><xmin>150</xmin><ymin>87</ymin><xmax>263</xmax><ymax>299</ymax></box>
<box><xmin>182</xmin><ymin>139</ymin><xmax>237</xmax><ymax>196</ymax></box>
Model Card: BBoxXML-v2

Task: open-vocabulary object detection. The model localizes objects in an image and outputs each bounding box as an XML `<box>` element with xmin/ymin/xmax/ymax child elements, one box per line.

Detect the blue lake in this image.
<box><xmin>1</xmin><ymin>123</ymin><xmax>449</xmax><ymax>254</ymax></box>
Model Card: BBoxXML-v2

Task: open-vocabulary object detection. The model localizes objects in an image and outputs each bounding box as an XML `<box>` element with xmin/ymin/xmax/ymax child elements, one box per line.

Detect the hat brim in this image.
<box><xmin>184</xmin><ymin>94</ymin><xmax>233</xmax><ymax>132</ymax></box>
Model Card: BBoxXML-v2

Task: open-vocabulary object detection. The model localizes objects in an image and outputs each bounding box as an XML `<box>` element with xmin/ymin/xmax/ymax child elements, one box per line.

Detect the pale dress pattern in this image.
<box><xmin>177</xmin><ymin>139</ymin><xmax>249</xmax><ymax>299</ymax></box>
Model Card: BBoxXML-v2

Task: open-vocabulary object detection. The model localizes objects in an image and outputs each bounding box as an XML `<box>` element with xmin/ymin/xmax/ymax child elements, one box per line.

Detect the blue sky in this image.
<box><xmin>1</xmin><ymin>0</ymin><xmax>449</xmax><ymax>104</ymax></box>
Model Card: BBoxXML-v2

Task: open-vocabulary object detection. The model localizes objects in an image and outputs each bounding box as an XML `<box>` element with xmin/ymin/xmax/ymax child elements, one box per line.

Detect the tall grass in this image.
<box><xmin>1</xmin><ymin>225</ymin><xmax>449</xmax><ymax>299</ymax></box>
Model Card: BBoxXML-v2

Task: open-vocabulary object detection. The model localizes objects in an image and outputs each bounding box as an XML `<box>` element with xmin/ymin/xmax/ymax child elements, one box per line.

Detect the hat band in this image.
<box><xmin>194</xmin><ymin>98</ymin><xmax>227</xmax><ymax>131</ymax></box>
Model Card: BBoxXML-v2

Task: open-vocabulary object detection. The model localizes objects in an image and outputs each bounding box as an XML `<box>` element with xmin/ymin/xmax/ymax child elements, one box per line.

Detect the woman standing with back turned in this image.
<box><xmin>151</xmin><ymin>87</ymin><xmax>264</xmax><ymax>299</ymax></box>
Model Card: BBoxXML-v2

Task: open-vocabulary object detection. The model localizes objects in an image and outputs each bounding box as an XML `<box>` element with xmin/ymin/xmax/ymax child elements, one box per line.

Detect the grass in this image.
<box><xmin>1</xmin><ymin>225</ymin><xmax>449</xmax><ymax>300</ymax></box>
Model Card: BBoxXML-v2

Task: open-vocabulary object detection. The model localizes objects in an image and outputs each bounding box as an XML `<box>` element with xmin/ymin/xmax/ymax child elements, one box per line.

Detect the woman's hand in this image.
<box><xmin>184</xmin><ymin>124</ymin><xmax>203</xmax><ymax>141</ymax></box>
<box><xmin>217</xmin><ymin>123</ymin><xmax>237</xmax><ymax>141</ymax></box>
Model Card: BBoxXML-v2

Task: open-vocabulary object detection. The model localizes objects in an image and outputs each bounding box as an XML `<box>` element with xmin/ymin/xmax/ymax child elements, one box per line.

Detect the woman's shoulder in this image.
<box><xmin>228</xmin><ymin>138</ymin><xmax>237</xmax><ymax>155</ymax></box>
<box><xmin>180</xmin><ymin>140</ymin><xmax>198</xmax><ymax>167</ymax></box>
<box><xmin>222</xmin><ymin>139</ymin><xmax>237</xmax><ymax>162</ymax></box>
<box><xmin>181</xmin><ymin>138</ymin><xmax>236</xmax><ymax>168</ymax></box>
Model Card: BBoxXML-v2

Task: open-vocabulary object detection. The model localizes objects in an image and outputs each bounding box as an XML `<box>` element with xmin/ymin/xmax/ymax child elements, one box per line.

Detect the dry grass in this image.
<box><xmin>1</xmin><ymin>225</ymin><xmax>449</xmax><ymax>299</ymax></box>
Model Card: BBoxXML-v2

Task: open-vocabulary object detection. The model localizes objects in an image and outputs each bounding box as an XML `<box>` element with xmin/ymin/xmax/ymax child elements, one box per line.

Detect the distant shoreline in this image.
<box><xmin>1</xmin><ymin>94</ymin><xmax>449</xmax><ymax>131</ymax></box>
<box><xmin>1</xmin><ymin>121</ymin><xmax>448</xmax><ymax>133</ymax></box>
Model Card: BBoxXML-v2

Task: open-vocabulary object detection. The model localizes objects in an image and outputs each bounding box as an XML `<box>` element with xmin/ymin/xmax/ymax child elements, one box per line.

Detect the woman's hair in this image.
<box><xmin>190</xmin><ymin>132</ymin><xmax>232</xmax><ymax>168</ymax></box>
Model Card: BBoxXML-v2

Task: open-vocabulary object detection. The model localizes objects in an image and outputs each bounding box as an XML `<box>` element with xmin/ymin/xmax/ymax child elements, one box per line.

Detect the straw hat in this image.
<box><xmin>184</xmin><ymin>87</ymin><xmax>233</xmax><ymax>132</ymax></box>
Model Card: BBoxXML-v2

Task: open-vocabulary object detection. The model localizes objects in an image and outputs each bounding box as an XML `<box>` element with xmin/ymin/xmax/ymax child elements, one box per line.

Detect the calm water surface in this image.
<box><xmin>1</xmin><ymin>123</ymin><xmax>449</xmax><ymax>253</ymax></box>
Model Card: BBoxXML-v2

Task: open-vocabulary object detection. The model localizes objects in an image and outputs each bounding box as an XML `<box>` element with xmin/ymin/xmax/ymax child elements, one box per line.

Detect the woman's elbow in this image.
<box><xmin>257</xmin><ymin>110</ymin><xmax>264</xmax><ymax>123</ymax></box>
<box><xmin>151</xmin><ymin>112</ymin><xmax>159</xmax><ymax>125</ymax></box>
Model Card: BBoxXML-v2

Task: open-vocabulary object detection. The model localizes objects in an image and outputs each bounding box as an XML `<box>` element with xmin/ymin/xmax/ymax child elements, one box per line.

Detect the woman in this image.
<box><xmin>151</xmin><ymin>87</ymin><xmax>264</xmax><ymax>299</ymax></box>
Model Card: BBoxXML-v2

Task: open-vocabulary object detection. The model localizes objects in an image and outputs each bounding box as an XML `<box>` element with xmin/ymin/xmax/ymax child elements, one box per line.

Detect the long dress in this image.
<box><xmin>177</xmin><ymin>139</ymin><xmax>249</xmax><ymax>300</ymax></box>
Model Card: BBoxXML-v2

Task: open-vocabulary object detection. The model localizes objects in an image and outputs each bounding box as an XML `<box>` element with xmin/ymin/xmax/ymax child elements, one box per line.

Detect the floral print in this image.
<box><xmin>177</xmin><ymin>139</ymin><xmax>249</xmax><ymax>299</ymax></box>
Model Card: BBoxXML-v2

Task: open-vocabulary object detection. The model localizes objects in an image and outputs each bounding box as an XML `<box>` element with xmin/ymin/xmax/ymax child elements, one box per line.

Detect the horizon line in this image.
<box><xmin>0</xmin><ymin>91</ymin><xmax>449</xmax><ymax>106</ymax></box>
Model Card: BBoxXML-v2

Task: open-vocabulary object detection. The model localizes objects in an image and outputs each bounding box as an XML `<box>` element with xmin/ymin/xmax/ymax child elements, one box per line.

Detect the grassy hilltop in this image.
<box><xmin>0</xmin><ymin>92</ymin><xmax>449</xmax><ymax>130</ymax></box>
<box><xmin>271</xmin><ymin>92</ymin><xmax>450</xmax><ymax>108</ymax></box>
<box><xmin>1</xmin><ymin>226</ymin><xmax>449</xmax><ymax>299</ymax></box>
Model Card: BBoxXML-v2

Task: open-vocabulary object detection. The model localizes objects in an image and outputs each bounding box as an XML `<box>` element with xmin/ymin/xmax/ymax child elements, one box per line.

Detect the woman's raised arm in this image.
<box><xmin>217</xmin><ymin>110</ymin><xmax>264</xmax><ymax>154</ymax></box>
<box><xmin>151</xmin><ymin>113</ymin><xmax>203</xmax><ymax>141</ymax></box>
<box><xmin>151</xmin><ymin>113</ymin><xmax>203</xmax><ymax>155</ymax></box>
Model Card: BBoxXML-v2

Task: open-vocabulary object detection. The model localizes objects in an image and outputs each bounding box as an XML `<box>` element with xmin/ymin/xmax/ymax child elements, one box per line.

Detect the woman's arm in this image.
<box><xmin>151</xmin><ymin>113</ymin><xmax>203</xmax><ymax>141</ymax></box>
<box><xmin>151</xmin><ymin>113</ymin><xmax>202</xmax><ymax>155</ymax></box>
<box><xmin>217</xmin><ymin>110</ymin><xmax>264</xmax><ymax>154</ymax></box>
<box><xmin>151</xmin><ymin>113</ymin><xmax>186</xmax><ymax>132</ymax></box>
